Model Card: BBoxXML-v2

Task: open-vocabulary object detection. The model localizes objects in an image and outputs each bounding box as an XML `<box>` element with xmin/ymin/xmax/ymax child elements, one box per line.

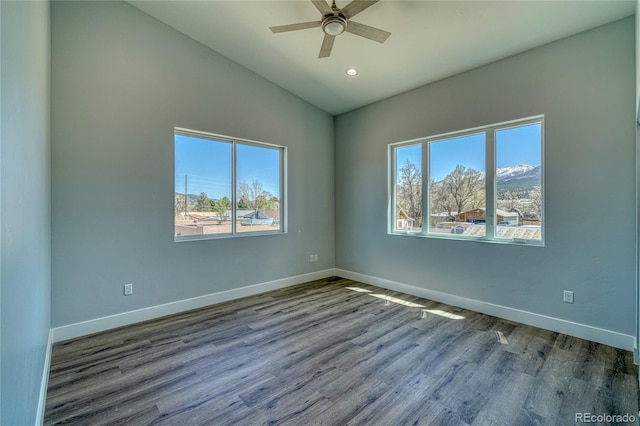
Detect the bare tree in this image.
<box><xmin>442</xmin><ymin>165</ymin><xmax>484</xmax><ymax>216</ymax></box>
<box><xmin>529</xmin><ymin>186</ymin><xmax>542</xmax><ymax>219</ymax></box>
<box><xmin>397</xmin><ymin>160</ymin><xmax>422</xmax><ymax>225</ymax></box>
<box><xmin>497</xmin><ymin>191</ymin><xmax>518</xmax><ymax>211</ymax></box>
<box><xmin>175</xmin><ymin>194</ymin><xmax>186</xmax><ymax>216</ymax></box>
<box><xmin>429</xmin><ymin>179</ymin><xmax>454</xmax><ymax>221</ymax></box>
<box><xmin>238</xmin><ymin>180</ymin><xmax>270</xmax><ymax>213</ymax></box>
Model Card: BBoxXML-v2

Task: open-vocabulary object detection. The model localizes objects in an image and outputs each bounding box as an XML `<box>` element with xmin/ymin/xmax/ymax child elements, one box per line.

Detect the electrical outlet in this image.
<box><xmin>124</xmin><ymin>283</ymin><xmax>133</xmax><ymax>296</ymax></box>
<box><xmin>563</xmin><ymin>290</ymin><xmax>574</xmax><ymax>304</ymax></box>
<box><xmin>309</xmin><ymin>254</ymin><xmax>318</xmax><ymax>262</ymax></box>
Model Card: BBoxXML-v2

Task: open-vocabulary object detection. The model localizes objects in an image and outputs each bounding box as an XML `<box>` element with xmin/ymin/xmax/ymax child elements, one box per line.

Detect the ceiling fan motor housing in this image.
<box><xmin>322</xmin><ymin>14</ymin><xmax>347</xmax><ymax>36</ymax></box>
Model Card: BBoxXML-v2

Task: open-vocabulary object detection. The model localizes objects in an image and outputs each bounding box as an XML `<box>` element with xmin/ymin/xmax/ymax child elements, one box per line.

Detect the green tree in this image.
<box><xmin>213</xmin><ymin>196</ymin><xmax>231</xmax><ymax>224</ymax></box>
<box><xmin>195</xmin><ymin>192</ymin><xmax>210</xmax><ymax>212</ymax></box>
<box><xmin>237</xmin><ymin>197</ymin><xmax>248</xmax><ymax>209</ymax></box>
<box><xmin>264</xmin><ymin>195</ymin><xmax>279</xmax><ymax>211</ymax></box>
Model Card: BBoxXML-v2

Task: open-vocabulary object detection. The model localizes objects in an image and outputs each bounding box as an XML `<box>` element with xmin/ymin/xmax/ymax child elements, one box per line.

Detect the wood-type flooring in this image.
<box><xmin>45</xmin><ymin>277</ymin><xmax>638</xmax><ymax>425</ymax></box>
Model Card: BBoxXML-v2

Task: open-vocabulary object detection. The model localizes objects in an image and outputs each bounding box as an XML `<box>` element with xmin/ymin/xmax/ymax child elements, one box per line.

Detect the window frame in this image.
<box><xmin>174</xmin><ymin>127</ymin><xmax>287</xmax><ymax>242</ymax></box>
<box><xmin>388</xmin><ymin>116</ymin><xmax>544</xmax><ymax>246</ymax></box>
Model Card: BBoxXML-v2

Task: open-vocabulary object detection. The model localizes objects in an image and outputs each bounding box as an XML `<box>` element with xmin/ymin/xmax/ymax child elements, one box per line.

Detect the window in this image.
<box><xmin>174</xmin><ymin>128</ymin><xmax>285</xmax><ymax>241</ymax></box>
<box><xmin>390</xmin><ymin>116</ymin><xmax>543</xmax><ymax>244</ymax></box>
<box><xmin>429</xmin><ymin>133</ymin><xmax>486</xmax><ymax>237</ymax></box>
<box><xmin>394</xmin><ymin>144</ymin><xmax>422</xmax><ymax>233</ymax></box>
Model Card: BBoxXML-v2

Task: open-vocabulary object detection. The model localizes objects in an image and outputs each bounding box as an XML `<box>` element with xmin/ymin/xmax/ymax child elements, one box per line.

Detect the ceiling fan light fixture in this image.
<box><xmin>322</xmin><ymin>16</ymin><xmax>347</xmax><ymax>36</ymax></box>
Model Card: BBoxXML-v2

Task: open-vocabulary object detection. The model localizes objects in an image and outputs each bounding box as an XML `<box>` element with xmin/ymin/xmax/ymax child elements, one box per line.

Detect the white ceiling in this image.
<box><xmin>129</xmin><ymin>0</ymin><xmax>635</xmax><ymax>115</ymax></box>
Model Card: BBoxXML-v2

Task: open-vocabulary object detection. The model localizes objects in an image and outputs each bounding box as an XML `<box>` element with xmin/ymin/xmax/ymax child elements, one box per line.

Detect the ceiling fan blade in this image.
<box><xmin>341</xmin><ymin>0</ymin><xmax>379</xmax><ymax>19</ymax></box>
<box><xmin>345</xmin><ymin>21</ymin><xmax>390</xmax><ymax>43</ymax></box>
<box><xmin>270</xmin><ymin>21</ymin><xmax>321</xmax><ymax>33</ymax></box>
<box><xmin>318</xmin><ymin>34</ymin><xmax>335</xmax><ymax>58</ymax></box>
<box><xmin>311</xmin><ymin>0</ymin><xmax>332</xmax><ymax>16</ymax></box>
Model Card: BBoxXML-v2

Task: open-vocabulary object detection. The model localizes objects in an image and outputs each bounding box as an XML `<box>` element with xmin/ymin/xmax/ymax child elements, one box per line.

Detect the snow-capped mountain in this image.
<box><xmin>433</xmin><ymin>164</ymin><xmax>540</xmax><ymax>189</ymax></box>
<box><xmin>496</xmin><ymin>164</ymin><xmax>540</xmax><ymax>183</ymax></box>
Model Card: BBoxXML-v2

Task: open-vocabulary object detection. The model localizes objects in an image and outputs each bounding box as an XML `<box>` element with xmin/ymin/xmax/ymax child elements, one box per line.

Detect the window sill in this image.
<box><xmin>388</xmin><ymin>231</ymin><xmax>544</xmax><ymax>247</ymax></box>
<box><xmin>175</xmin><ymin>229</ymin><xmax>286</xmax><ymax>242</ymax></box>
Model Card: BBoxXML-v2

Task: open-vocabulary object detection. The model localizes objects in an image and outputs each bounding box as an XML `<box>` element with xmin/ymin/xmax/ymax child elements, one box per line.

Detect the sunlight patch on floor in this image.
<box><xmin>345</xmin><ymin>287</ymin><xmax>372</xmax><ymax>293</ymax></box>
<box><xmin>421</xmin><ymin>309</ymin><xmax>465</xmax><ymax>320</ymax></box>
<box><xmin>369</xmin><ymin>294</ymin><xmax>425</xmax><ymax>308</ymax></box>
<box><xmin>495</xmin><ymin>330</ymin><xmax>509</xmax><ymax>344</ymax></box>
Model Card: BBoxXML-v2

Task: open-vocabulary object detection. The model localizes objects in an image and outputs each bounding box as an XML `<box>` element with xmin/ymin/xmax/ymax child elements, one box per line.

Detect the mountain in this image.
<box><xmin>496</xmin><ymin>164</ymin><xmax>541</xmax><ymax>193</ymax></box>
<box><xmin>175</xmin><ymin>192</ymin><xmax>200</xmax><ymax>204</ymax></box>
<box><xmin>497</xmin><ymin>164</ymin><xmax>535</xmax><ymax>181</ymax></box>
<box><xmin>429</xmin><ymin>164</ymin><xmax>540</xmax><ymax>198</ymax></box>
<box><xmin>174</xmin><ymin>193</ymin><xmax>202</xmax><ymax>213</ymax></box>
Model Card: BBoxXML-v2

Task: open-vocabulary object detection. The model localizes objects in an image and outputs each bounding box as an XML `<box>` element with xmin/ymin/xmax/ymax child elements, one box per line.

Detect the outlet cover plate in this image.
<box><xmin>563</xmin><ymin>290</ymin><xmax>574</xmax><ymax>304</ymax></box>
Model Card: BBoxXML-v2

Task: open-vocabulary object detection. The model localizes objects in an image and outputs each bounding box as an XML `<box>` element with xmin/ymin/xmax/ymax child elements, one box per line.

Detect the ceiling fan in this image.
<box><xmin>269</xmin><ymin>0</ymin><xmax>391</xmax><ymax>58</ymax></box>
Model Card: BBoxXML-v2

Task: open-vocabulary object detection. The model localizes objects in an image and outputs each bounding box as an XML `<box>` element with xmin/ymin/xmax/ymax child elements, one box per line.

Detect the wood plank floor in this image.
<box><xmin>45</xmin><ymin>277</ymin><xmax>638</xmax><ymax>425</ymax></box>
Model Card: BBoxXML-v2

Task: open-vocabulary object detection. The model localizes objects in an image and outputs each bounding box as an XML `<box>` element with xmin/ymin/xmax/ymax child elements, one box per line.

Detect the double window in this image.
<box><xmin>174</xmin><ymin>128</ymin><xmax>286</xmax><ymax>241</ymax></box>
<box><xmin>390</xmin><ymin>116</ymin><xmax>544</xmax><ymax>244</ymax></box>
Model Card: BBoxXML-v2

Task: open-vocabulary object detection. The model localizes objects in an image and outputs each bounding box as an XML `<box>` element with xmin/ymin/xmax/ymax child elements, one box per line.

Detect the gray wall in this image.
<box><xmin>636</xmin><ymin>1</ymin><xmax>639</xmax><ymax>122</ymax></box>
<box><xmin>51</xmin><ymin>1</ymin><xmax>334</xmax><ymax>327</ymax></box>
<box><xmin>635</xmin><ymin>1</ymin><xmax>640</xmax><ymax>357</ymax></box>
<box><xmin>335</xmin><ymin>18</ymin><xmax>636</xmax><ymax>336</ymax></box>
<box><xmin>1</xmin><ymin>1</ymin><xmax>51</xmax><ymax>424</ymax></box>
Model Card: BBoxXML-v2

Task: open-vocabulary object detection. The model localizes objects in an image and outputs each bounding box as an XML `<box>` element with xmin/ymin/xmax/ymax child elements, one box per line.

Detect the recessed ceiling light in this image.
<box><xmin>345</xmin><ymin>67</ymin><xmax>358</xmax><ymax>76</ymax></box>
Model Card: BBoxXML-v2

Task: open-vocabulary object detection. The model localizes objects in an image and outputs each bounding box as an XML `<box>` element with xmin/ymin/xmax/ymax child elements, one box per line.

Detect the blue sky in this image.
<box><xmin>496</xmin><ymin>123</ymin><xmax>542</xmax><ymax>169</ymax></box>
<box><xmin>175</xmin><ymin>135</ymin><xmax>280</xmax><ymax>199</ymax></box>
<box><xmin>396</xmin><ymin>123</ymin><xmax>541</xmax><ymax>181</ymax></box>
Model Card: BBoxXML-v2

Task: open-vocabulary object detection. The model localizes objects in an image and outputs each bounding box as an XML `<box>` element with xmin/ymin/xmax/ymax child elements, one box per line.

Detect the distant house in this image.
<box><xmin>188</xmin><ymin>213</ymin><xmax>214</xmax><ymax>220</ymax></box>
<box><xmin>243</xmin><ymin>210</ymin><xmax>269</xmax><ymax>219</ymax></box>
<box><xmin>241</xmin><ymin>210</ymin><xmax>274</xmax><ymax>226</ymax></box>
<box><xmin>430</xmin><ymin>211</ymin><xmax>457</xmax><ymax>227</ymax></box>
<box><xmin>455</xmin><ymin>208</ymin><xmax>519</xmax><ymax>225</ymax></box>
<box><xmin>235</xmin><ymin>209</ymin><xmax>281</xmax><ymax>221</ymax></box>
<box><xmin>509</xmin><ymin>207</ymin><xmax>541</xmax><ymax>226</ymax></box>
<box><xmin>236</xmin><ymin>209</ymin><xmax>256</xmax><ymax>219</ymax></box>
<box><xmin>395</xmin><ymin>207</ymin><xmax>415</xmax><ymax>230</ymax></box>
<box><xmin>261</xmin><ymin>209</ymin><xmax>281</xmax><ymax>222</ymax></box>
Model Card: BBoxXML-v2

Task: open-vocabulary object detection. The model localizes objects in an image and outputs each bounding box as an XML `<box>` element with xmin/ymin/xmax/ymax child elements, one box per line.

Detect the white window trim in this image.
<box><xmin>388</xmin><ymin>115</ymin><xmax>545</xmax><ymax>246</ymax></box>
<box><xmin>174</xmin><ymin>127</ymin><xmax>287</xmax><ymax>242</ymax></box>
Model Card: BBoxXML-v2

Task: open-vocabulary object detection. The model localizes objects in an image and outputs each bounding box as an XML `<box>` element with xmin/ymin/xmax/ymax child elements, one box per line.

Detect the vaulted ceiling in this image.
<box><xmin>129</xmin><ymin>0</ymin><xmax>635</xmax><ymax>115</ymax></box>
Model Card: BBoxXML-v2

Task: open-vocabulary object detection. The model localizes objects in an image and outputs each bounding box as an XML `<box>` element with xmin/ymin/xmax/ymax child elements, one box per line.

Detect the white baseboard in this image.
<box><xmin>36</xmin><ymin>329</ymin><xmax>53</xmax><ymax>426</ymax></box>
<box><xmin>52</xmin><ymin>269</ymin><xmax>336</xmax><ymax>343</ymax></box>
<box><xmin>51</xmin><ymin>267</ymin><xmax>635</xmax><ymax>351</ymax></box>
<box><xmin>335</xmin><ymin>269</ymin><xmax>636</xmax><ymax>352</ymax></box>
